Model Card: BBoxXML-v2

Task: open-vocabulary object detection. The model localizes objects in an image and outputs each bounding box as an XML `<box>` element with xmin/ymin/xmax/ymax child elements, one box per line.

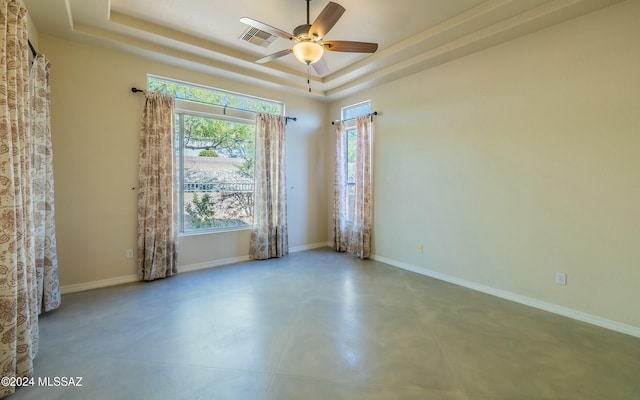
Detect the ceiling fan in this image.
<box><xmin>240</xmin><ymin>0</ymin><xmax>378</xmax><ymax>75</ymax></box>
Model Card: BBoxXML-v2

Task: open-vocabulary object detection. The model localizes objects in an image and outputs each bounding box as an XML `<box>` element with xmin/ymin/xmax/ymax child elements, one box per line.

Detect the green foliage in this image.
<box><xmin>198</xmin><ymin>149</ymin><xmax>218</xmax><ymax>157</ymax></box>
<box><xmin>235</xmin><ymin>133</ymin><xmax>255</xmax><ymax>178</ymax></box>
<box><xmin>149</xmin><ymin>77</ymin><xmax>272</xmax><ymax>231</ymax></box>
<box><xmin>185</xmin><ymin>193</ymin><xmax>215</xmax><ymax>229</ymax></box>
<box><xmin>235</xmin><ymin>158</ymin><xmax>254</xmax><ymax>179</ymax></box>
<box><xmin>182</xmin><ymin>115</ymin><xmax>254</xmax><ymax>158</ymax></box>
<box><xmin>147</xmin><ymin>78</ymin><xmax>282</xmax><ymax>114</ymax></box>
<box><xmin>149</xmin><ymin>77</ymin><xmax>266</xmax><ymax>180</ymax></box>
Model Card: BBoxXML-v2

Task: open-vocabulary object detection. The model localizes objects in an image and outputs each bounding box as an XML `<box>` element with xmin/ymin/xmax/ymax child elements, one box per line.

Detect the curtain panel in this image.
<box><xmin>250</xmin><ymin>113</ymin><xmax>288</xmax><ymax>259</ymax></box>
<box><xmin>332</xmin><ymin>122</ymin><xmax>349</xmax><ymax>252</ymax></box>
<box><xmin>137</xmin><ymin>92</ymin><xmax>178</xmax><ymax>281</ymax></box>
<box><xmin>348</xmin><ymin>115</ymin><xmax>373</xmax><ymax>258</ymax></box>
<box><xmin>30</xmin><ymin>54</ymin><xmax>61</xmax><ymax>314</ymax></box>
<box><xmin>332</xmin><ymin>115</ymin><xmax>373</xmax><ymax>259</ymax></box>
<box><xmin>0</xmin><ymin>1</ymin><xmax>39</xmax><ymax>397</ymax></box>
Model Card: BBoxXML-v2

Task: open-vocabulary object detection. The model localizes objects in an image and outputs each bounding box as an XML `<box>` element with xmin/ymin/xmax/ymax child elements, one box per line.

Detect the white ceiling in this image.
<box><xmin>24</xmin><ymin>0</ymin><xmax>623</xmax><ymax>100</ymax></box>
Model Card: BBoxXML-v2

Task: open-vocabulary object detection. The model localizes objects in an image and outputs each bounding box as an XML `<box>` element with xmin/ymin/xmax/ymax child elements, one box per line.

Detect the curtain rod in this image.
<box><xmin>331</xmin><ymin>111</ymin><xmax>378</xmax><ymax>125</ymax></box>
<box><xmin>28</xmin><ymin>39</ymin><xmax>37</xmax><ymax>58</ymax></box>
<box><xmin>131</xmin><ymin>87</ymin><xmax>297</xmax><ymax>123</ymax></box>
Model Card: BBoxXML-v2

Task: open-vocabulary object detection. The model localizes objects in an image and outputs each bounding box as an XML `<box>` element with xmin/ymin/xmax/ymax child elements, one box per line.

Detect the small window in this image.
<box><xmin>148</xmin><ymin>76</ymin><xmax>283</xmax><ymax>233</ymax></box>
<box><xmin>341</xmin><ymin>101</ymin><xmax>371</xmax><ymax>222</ymax></box>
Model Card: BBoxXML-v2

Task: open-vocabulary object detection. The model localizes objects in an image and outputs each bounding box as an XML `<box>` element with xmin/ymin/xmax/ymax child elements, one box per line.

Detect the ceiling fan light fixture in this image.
<box><xmin>292</xmin><ymin>41</ymin><xmax>324</xmax><ymax>64</ymax></box>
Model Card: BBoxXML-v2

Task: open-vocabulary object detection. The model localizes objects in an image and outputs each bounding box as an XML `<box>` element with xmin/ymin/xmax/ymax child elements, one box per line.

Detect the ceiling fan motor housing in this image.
<box><xmin>293</xmin><ymin>24</ymin><xmax>313</xmax><ymax>39</ymax></box>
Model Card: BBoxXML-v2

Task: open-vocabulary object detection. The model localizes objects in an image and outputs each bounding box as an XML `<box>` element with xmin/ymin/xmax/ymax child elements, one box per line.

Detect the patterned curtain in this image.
<box><xmin>0</xmin><ymin>1</ymin><xmax>39</xmax><ymax>397</ymax></box>
<box><xmin>332</xmin><ymin>121</ymin><xmax>348</xmax><ymax>252</ymax></box>
<box><xmin>137</xmin><ymin>92</ymin><xmax>178</xmax><ymax>281</ymax></box>
<box><xmin>30</xmin><ymin>54</ymin><xmax>61</xmax><ymax>314</ymax></box>
<box><xmin>249</xmin><ymin>113</ymin><xmax>288</xmax><ymax>259</ymax></box>
<box><xmin>332</xmin><ymin>115</ymin><xmax>373</xmax><ymax>259</ymax></box>
<box><xmin>348</xmin><ymin>115</ymin><xmax>373</xmax><ymax>258</ymax></box>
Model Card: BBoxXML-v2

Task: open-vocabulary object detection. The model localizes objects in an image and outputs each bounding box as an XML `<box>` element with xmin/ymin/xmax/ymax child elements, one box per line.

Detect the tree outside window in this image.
<box><xmin>148</xmin><ymin>76</ymin><xmax>283</xmax><ymax>232</ymax></box>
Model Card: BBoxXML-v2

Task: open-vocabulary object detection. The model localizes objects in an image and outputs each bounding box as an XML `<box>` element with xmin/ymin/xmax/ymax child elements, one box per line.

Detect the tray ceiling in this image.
<box><xmin>24</xmin><ymin>0</ymin><xmax>623</xmax><ymax>100</ymax></box>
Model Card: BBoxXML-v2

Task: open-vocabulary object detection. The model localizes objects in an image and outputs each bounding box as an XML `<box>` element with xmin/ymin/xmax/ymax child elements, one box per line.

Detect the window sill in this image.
<box><xmin>179</xmin><ymin>226</ymin><xmax>253</xmax><ymax>237</ymax></box>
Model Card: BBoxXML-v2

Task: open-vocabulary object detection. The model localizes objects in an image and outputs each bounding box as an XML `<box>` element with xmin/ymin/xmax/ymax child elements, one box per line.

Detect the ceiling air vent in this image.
<box><xmin>240</xmin><ymin>27</ymin><xmax>278</xmax><ymax>47</ymax></box>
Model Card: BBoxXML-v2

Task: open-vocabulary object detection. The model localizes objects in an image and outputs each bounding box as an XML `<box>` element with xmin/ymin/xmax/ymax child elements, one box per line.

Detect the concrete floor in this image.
<box><xmin>9</xmin><ymin>248</ymin><xmax>640</xmax><ymax>399</ymax></box>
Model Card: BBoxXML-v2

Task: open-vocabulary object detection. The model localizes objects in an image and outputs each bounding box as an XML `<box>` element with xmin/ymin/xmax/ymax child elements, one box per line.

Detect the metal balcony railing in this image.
<box><xmin>184</xmin><ymin>182</ymin><xmax>254</xmax><ymax>193</ymax></box>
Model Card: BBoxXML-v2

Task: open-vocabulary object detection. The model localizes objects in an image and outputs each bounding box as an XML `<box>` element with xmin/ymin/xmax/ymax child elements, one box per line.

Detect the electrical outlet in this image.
<box><xmin>417</xmin><ymin>244</ymin><xmax>423</xmax><ymax>253</ymax></box>
<box><xmin>126</xmin><ymin>249</ymin><xmax>134</xmax><ymax>259</ymax></box>
<box><xmin>555</xmin><ymin>272</ymin><xmax>567</xmax><ymax>286</ymax></box>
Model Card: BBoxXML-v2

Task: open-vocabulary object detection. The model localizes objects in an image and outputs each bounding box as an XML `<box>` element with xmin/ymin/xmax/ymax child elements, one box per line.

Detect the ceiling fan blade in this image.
<box><xmin>312</xmin><ymin>57</ymin><xmax>329</xmax><ymax>75</ymax></box>
<box><xmin>309</xmin><ymin>2</ymin><xmax>345</xmax><ymax>40</ymax></box>
<box><xmin>256</xmin><ymin>48</ymin><xmax>292</xmax><ymax>64</ymax></box>
<box><xmin>323</xmin><ymin>40</ymin><xmax>378</xmax><ymax>53</ymax></box>
<box><xmin>240</xmin><ymin>17</ymin><xmax>295</xmax><ymax>41</ymax></box>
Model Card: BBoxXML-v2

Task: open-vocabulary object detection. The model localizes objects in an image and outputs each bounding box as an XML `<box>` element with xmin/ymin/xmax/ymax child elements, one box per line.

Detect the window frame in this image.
<box><xmin>341</xmin><ymin>100</ymin><xmax>371</xmax><ymax>224</ymax></box>
<box><xmin>175</xmin><ymin>106</ymin><xmax>257</xmax><ymax>235</ymax></box>
<box><xmin>147</xmin><ymin>75</ymin><xmax>283</xmax><ymax>235</ymax></box>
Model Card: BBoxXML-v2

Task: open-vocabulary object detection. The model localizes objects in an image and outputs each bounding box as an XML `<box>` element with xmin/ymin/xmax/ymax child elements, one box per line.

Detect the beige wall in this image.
<box><xmin>41</xmin><ymin>34</ymin><xmax>329</xmax><ymax>287</ymax></box>
<box><xmin>38</xmin><ymin>1</ymin><xmax>638</xmax><ymax>329</ymax></box>
<box><xmin>329</xmin><ymin>1</ymin><xmax>640</xmax><ymax>328</ymax></box>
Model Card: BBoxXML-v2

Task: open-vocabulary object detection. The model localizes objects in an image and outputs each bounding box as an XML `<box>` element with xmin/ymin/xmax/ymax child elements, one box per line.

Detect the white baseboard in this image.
<box><xmin>60</xmin><ymin>274</ymin><xmax>139</xmax><ymax>295</ymax></box>
<box><xmin>290</xmin><ymin>242</ymin><xmax>331</xmax><ymax>253</ymax></box>
<box><xmin>179</xmin><ymin>242</ymin><xmax>330</xmax><ymax>273</ymax></box>
<box><xmin>372</xmin><ymin>254</ymin><xmax>640</xmax><ymax>339</ymax></box>
<box><xmin>178</xmin><ymin>255</ymin><xmax>251</xmax><ymax>274</ymax></box>
<box><xmin>60</xmin><ymin>242</ymin><xmax>331</xmax><ymax>294</ymax></box>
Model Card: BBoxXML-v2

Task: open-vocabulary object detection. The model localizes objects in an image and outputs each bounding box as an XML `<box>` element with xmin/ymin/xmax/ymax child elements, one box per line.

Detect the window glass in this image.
<box><xmin>341</xmin><ymin>101</ymin><xmax>371</xmax><ymax>222</ymax></box>
<box><xmin>148</xmin><ymin>76</ymin><xmax>282</xmax><ymax>114</ymax></box>
<box><xmin>148</xmin><ymin>76</ymin><xmax>282</xmax><ymax>233</ymax></box>
<box><xmin>343</xmin><ymin>102</ymin><xmax>371</xmax><ymax>121</ymax></box>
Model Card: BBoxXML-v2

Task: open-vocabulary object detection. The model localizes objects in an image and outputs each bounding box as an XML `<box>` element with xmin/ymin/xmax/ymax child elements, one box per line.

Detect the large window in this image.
<box><xmin>341</xmin><ymin>101</ymin><xmax>371</xmax><ymax>222</ymax></box>
<box><xmin>147</xmin><ymin>76</ymin><xmax>283</xmax><ymax>233</ymax></box>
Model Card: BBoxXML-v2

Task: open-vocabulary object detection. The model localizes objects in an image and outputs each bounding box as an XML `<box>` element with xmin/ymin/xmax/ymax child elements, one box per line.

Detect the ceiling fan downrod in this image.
<box><xmin>305</xmin><ymin>1</ymin><xmax>312</xmax><ymax>93</ymax></box>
